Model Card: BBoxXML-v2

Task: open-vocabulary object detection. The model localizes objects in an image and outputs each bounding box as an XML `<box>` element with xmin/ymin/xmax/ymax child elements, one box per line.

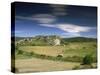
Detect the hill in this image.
<box><xmin>62</xmin><ymin>37</ymin><xmax>97</xmax><ymax>42</ymax></box>
<box><xmin>15</xmin><ymin>36</ymin><xmax>97</xmax><ymax>46</ymax></box>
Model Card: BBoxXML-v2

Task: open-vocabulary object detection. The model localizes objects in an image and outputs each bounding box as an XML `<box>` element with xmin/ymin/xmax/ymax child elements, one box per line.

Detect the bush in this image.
<box><xmin>40</xmin><ymin>54</ymin><xmax>46</xmax><ymax>58</ymax></box>
<box><xmin>57</xmin><ymin>55</ymin><xmax>63</xmax><ymax>58</ymax></box>
<box><xmin>82</xmin><ymin>55</ymin><xmax>93</xmax><ymax>65</ymax></box>
<box><xmin>17</xmin><ymin>50</ymin><xmax>24</xmax><ymax>55</ymax></box>
<box><xmin>23</xmin><ymin>51</ymin><xmax>34</xmax><ymax>57</ymax></box>
<box><xmin>83</xmin><ymin>47</ymin><xmax>86</xmax><ymax>49</ymax></box>
<box><xmin>45</xmin><ymin>55</ymin><xmax>54</xmax><ymax>60</ymax></box>
<box><xmin>32</xmin><ymin>43</ymin><xmax>36</xmax><ymax>46</ymax></box>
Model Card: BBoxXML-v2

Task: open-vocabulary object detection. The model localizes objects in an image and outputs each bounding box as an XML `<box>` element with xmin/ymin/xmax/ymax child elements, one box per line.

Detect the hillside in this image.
<box><xmin>62</xmin><ymin>37</ymin><xmax>97</xmax><ymax>43</ymax></box>
<box><xmin>15</xmin><ymin>36</ymin><xmax>97</xmax><ymax>46</ymax></box>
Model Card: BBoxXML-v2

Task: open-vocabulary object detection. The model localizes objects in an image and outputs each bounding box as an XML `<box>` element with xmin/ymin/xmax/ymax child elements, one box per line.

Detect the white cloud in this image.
<box><xmin>39</xmin><ymin>24</ymin><xmax>54</xmax><ymax>27</ymax></box>
<box><xmin>32</xmin><ymin>14</ymin><xmax>56</xmax><ymax>24</ymax></box>
<box><xmin>16</xmin><ymin>15</ymin><xmax>96</xmax><ymax>37</ymax></box>
<box><xmin>39</xmin><ymin>24</ymin><xmax>94</xmax><ymax>33</ymax></box>
<box><xmin>16</xmin><ymin>14</ymin><xmax>56</xmax><ymax>24</ymax></box>
<box><xmin>16</xmin><ymin>16</ymin><xmax>32</xmax><ymax>20</ymax></box>
<box><xmin>39</xmin><ymin>23</ymin><xmax>96</xmax><ymax>37</ymax></box>
<box><xmin>57</xmin><ymin>24</ymin><xmax>93</xmax><ymax>33</ymax></box>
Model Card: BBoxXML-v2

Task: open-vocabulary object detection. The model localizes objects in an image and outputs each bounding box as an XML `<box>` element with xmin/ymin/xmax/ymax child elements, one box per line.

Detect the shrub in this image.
<box><xmin>17</xmin><ymin>50</ymin><xmax>24</xmax><ymax>55</ymax></box>
<box><xmin>23</xmin><ymin>51</ymin><xmax>34</xmax><ymax>57</ymax></box>
<box><xmin>83</xmin><ymin>47</ymin><xmax>86</xmax><ymax>49</ymax></box>
<box><xmin>82</xmin><ymin>54</ymin><xmax>93</xmax><ymax>65</ymax></box>
<box><xmin>45</xmin><ymin>55</ymin><xmax>54</xmax><ymax>60</ymax></box>
<box><xmin>57</xmin><ymin>55</ymin><xmax>63</xmax><ymax>58</ymax></box>
<box><xmin>40</xmin><ymin>54</ymin><xmax>46</xmax><ymax>58</ymax></box>
<box><xmin>32</xmin><ymin>43</ymin><xmax>36</xmax><ymax>46</ymax></box>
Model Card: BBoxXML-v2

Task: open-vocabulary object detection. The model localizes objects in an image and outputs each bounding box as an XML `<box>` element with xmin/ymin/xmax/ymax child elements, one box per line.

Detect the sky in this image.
<box><xmin>13</xmin><ymin>2</ymin><xmax>97</xmax><ymax>38</ymax></box>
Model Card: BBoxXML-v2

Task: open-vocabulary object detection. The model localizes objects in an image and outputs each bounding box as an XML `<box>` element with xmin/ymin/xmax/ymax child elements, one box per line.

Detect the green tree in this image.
<box><xmin>57</xmin><ymin>55</ymin><xmax>63</xmax><ymax>58</ymax></box>
<box><xmin>82</xmin><ymin>54</ymin><xmax>93</xmax><ymax>65</ymax></box>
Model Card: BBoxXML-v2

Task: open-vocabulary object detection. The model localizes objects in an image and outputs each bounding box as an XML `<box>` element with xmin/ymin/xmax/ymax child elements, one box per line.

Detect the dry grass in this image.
<box><xmin>15</xmin><ymin>58</ymin><xmax>80</xmax><ymax>73</ymax></box>
<box><xmin>19</xmin><ymin>42</ymin><xmax>97</xmax><ymax>57</ymax></box>
<box><xmin>15</xmin><ymin>42</ymin><xmax>97</xmax><ymax>73</ymax></box>
<box><xmin>19</xmin><ymin>46</ymin><xmax>64</xmax><ymax>56</ymax></box>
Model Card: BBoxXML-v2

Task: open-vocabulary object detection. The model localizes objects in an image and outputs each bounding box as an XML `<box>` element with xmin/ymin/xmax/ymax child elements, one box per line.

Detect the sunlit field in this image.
<box><xmin>19</xmin><ymin>42</ymin><xmax>97</xmax><ymax>57</ymax></box>
<box><xmin>14</xmin><ymin>41</ymin><xmax>97</xmax><ymax>73</ymax></box>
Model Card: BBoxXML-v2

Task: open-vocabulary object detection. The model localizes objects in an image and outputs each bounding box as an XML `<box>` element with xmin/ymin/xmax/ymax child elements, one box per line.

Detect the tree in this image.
<box><xmin>82</xmin><ymin>54</ymin><xmax>93</xmax><ymax>65</ymax></box>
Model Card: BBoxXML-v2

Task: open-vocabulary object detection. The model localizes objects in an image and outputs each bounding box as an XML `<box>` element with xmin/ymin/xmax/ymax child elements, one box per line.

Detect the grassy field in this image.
<box><xmin>14</xmin><ymin>41</ymin><xmax>97</xmax><ymax>73</ymax></box>
<box><xmin>15</xmin><ymin>58</ymin><xmax>97</xmax><ymax>73</ymax></box>
<box><xmin>19</xmin><ymin>42</ymin><xmax>97</xmax><ymax>57</ymax></box>
<box><xmin>15</xmin><ymin>58</ymin><xmax>80</xmax><ymax>73</ymax></box>
<box><xmin>15</xmin><ymin>58</ymin><xmax>79</xmax><ymax>72</ymax></box>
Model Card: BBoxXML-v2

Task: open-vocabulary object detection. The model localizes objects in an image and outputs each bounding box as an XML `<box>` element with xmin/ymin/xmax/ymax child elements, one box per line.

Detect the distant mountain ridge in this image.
<box><xmin>15</xmin><ymin>36</ymin><xmax>97</xmax><ymax>42</ymax></box>
<box><xmin>62</xmin><ymin>37</ymin><xmax>97</xmax><ymax>42</ymax></box>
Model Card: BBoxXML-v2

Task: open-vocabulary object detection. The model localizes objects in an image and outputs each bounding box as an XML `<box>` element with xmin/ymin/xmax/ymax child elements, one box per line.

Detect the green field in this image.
<box><xmin>18</xmin><ymin>42</ymin><xmax>97</xmax><ymax>57</ymax></box>
<box><xmin>12</xmin><ymin>36</ymin><xmax>97</xmax><ymax>73</ymax></box>
<box><xmin>13</xmin><ymin>41</ymin><xmax>97</xmax><ymax>73</ymax></box>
